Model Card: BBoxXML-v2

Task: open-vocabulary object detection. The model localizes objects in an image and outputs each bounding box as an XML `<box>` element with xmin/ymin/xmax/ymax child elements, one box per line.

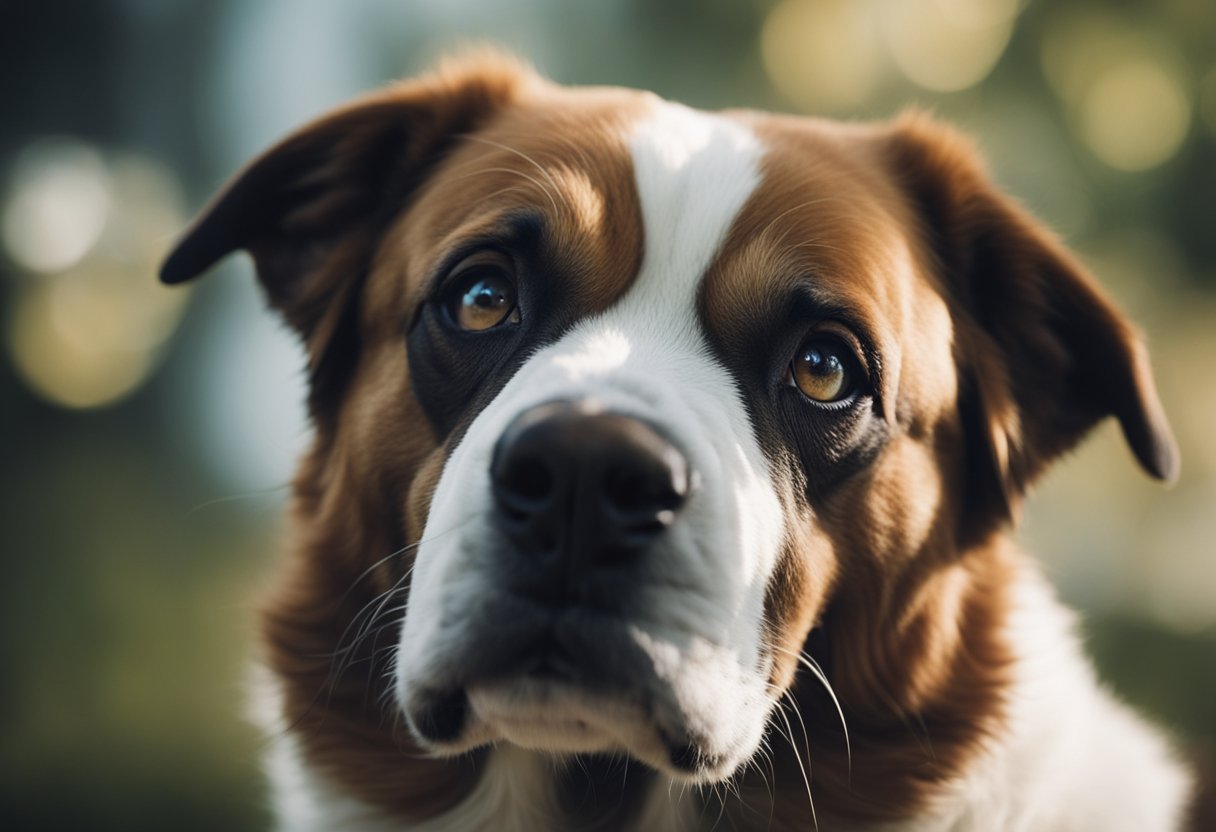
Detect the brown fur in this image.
<box><xmin>192</xmin><ymin>57</ymin><xmax>652</xmax><ymax>822</ymax></box>
<box><xmin>698</xmin><ymin>111</ymin><xmax>1175</xmax><ymax>821</ymax></box>
<box><xmin>700</xmin><ymin>116</ymin><xmax>1014</xmax><ymax>821</ymax></box>
<box><xmin>162</xmin><ymin>55</ymin><xmax>1179</xmax><ymax>827</ymax></box>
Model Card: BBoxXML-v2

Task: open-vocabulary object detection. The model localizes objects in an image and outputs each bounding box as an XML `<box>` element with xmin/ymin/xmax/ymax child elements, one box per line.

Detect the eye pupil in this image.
<box><xmin>468</xmin><ymin>281</ymin><xmax>507</xmax><ymax>310</ymax></box>
<box><xmin>791</xmin><ymin>337</ymin><xmax>853</xmax><ymax>403</ymax></box>
<box><xmin>447</xmin><ymin>265</ymin><xmax>519</xmax><ymax>332</ymax></box>
<box><xmin>805</xmin><ymin>348</ymin><xmax>825</xmax><ymax>370</ymax></box>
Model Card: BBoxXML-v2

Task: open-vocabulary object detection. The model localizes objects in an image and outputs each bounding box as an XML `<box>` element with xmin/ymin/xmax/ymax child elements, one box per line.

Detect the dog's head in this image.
<box><xmin>163</xmin><ymin>55</ymin><xmax>1176</xmax><ymax>797</ymax></box>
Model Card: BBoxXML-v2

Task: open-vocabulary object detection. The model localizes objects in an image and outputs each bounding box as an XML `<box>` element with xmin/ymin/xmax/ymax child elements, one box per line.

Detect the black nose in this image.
<box><xmin>491</xmin><ymin>400</ymin><xmax>690</xmax><ymax>594</ymax></box>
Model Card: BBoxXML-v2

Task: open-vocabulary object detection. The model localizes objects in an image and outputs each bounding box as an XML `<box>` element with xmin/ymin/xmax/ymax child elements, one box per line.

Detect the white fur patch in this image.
<box><xmin>824</xmin><ymin>566</ymin><xmax>1194</xmax><ymax>832</ymax></box>
<box><xmin>395</xmin><ymin>99</ymin><xmax>785</xmax><ymax>779</ymax></box>
<box><xmin>407</xmin><ymin>747</ymin><xmax>560</xmax><ymax>832</ymax></box>
<box><xmin>251</xmin><ymin>665</ymin><xmax>565</xmax><ymax>831</ymax></box>
<box><xmin>248</xmin><ymin>665</ymin><xmax>405</xmax><ymax>832</ymax></box>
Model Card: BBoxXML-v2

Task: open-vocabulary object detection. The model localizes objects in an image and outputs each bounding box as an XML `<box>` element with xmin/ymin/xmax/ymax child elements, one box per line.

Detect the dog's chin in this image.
<box><xmin>469</xmin><ymin>682</ymin><xmax>622</xmax><ymax>753</ymax></box>
<box><xmin>405</xmin><ymin>677</ymin><xmax>754</xmax><ymax>785</ymax></box>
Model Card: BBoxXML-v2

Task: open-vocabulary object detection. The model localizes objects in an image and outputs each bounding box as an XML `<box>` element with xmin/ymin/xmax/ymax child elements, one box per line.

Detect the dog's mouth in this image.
<box><xmin>402</xmin><ymin>623</ymin><xmax>745</xmax><ymax>783</ymax></box>
<box><xmin>404</xmin><ymin>637</ymin><xmax>610</xmax><ymax>745</ymax></box>
<box><xmin>408</xmin><ymin>676</ymin><xmax>728</xmax><ymax>781</ymax></box>
<box><xmin>471</xmin><ymin>679</ymin><xmax>639</xmax><ymax>753</ymax></box>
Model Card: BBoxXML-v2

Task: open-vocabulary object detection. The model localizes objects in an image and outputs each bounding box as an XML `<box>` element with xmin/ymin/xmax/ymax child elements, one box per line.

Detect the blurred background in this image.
<box><xmin>2</xmin><ymin>0</ymin><xmax>1213</xmax><ymax>828</ymax></box>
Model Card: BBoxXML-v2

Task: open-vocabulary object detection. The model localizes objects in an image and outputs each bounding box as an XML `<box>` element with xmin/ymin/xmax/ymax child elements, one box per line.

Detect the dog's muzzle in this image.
<box><xmin>401</xmin><ymin>382</ymin><xmax>780</xmax><ymax>780</ymax></box>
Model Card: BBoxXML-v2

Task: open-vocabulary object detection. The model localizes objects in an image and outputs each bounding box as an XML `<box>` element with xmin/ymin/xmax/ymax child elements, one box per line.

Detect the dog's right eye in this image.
<box><xmin>442</xmin><ymin>252</ymin><xmax>520</xmax><ymax>332</ymax></box>
<box><xmin>783</xmin><ymin>330</ymin><xmax>865</xmax><ymax>406</ymax></box>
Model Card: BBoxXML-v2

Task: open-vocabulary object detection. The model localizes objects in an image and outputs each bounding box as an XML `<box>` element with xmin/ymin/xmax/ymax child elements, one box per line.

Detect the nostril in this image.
<box><xmin>410</xmin><ymin>689</ymin><xmax>469</xmax><ymax>745</ymax></box>
<box><xmin>602</xmin><ymin>467</ymin><xmax>654</xmax><ymax>512</ymax></box>
<box><xmin>533</xmin><ymin>526</ymin><xmax>557</xmax><ymax>553</ymax></box>
<box><xmin>602</xmin><ymin>449</ymin><xmax>689</xmax><ymax>515</ymax></box>
<box><xmin>505</xmin><ymin>456</ymin><xmax>555</xmax><ymax>502</ymax></box>
<box><xmin>493</xmin><ymin>401</ymin><xmax>694</xmax><ymax>575</ymax></box>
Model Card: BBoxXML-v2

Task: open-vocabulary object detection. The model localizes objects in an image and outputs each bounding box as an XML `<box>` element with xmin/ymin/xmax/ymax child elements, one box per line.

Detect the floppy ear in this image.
<box><xmin>159</xmin><ymin>53</ymin><xmax>534</xmax><ymax>409</ymax></box>
<box><xmin>884</xmin><ymin>114</ymin><xmax>1179</xmax><ymax>530</ymax></box>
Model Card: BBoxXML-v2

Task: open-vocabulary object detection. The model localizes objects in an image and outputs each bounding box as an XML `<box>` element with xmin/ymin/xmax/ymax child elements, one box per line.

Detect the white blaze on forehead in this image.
<box><xmin>628</xmin><ymin>101</ymin><xmax>765</xmax><ymax>302</ymax></box>
<box><xmin>551</xmin><ymin>329</ymin><xmax>631</xmax><ymax>378</ymax></box>
<box><xmin>616</xmin><ymin>101</ymin><xmax>782</xmax><ymax>585</ymax></box>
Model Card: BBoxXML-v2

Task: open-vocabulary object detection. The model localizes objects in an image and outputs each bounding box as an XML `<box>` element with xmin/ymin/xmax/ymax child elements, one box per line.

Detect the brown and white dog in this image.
<box><xmin>162</xmin><ymin>54</ymin><xmax>1196</xmax><ymax>830</ymax></box>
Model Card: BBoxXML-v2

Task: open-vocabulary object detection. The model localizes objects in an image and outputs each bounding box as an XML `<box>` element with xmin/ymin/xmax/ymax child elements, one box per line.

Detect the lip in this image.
<box><xmin>467</xmin><ymin>677</ymin><xmax>646</xmax><ymax>755</ymax></box>
<box><xmin>430</xmin><ymin>597</ymin><xmax>661</xmax><ymax>692</ymax></box>
<box><xmin>464</xmin><ymin>675</ymin><xmax>733</xmax><ymax>783</ymax></box>
<box><xmin>477</xmin><ymin>707</ymin><xmax>610</xmax><ymax>752</ymax></box>
<box><xmin>400</xmin><ymin>594</ymin><xmax>759</xmax><ymax>783</ymax></box>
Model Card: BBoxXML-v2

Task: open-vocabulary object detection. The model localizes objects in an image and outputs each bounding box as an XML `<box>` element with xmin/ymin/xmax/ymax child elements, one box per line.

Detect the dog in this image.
<box><xmin>161</xmin><ymin>53</ymin><xmax>1196</xmax><ymax>830</ymax></box>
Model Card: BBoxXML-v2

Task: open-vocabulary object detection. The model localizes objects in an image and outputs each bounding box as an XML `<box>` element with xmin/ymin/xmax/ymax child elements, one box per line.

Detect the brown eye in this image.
<box><xmin>445</xmin><ymin>255</ymin><xmax>520</xmax><ymax>332</ymax></box>
<box><xmin>790</xmin><ymin>336</ymin><xmax>855</xmax><ymax>403</ymax></box>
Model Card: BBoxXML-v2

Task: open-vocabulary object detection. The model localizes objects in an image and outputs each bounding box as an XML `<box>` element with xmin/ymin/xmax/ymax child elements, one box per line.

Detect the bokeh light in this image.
<box><xmin>761</xmin><ymin>0</ymin><xmax>882</xmax><ymax>112</ymax></box>
<box><xmin>2</xmin><ymin>139</ymin><xmax>111</xmax><ymax>275</ymax></box>
<box><xmin>4</xmin><ymin>4</ymin><xmax>1216</xmax><ymax>830</ymax></box>
<box><xmin>2</xmin><ymin>147</ymin><xmax>189</xmax><ymax>409</ymax></box>
<box><xmin>1079</xmin><ymin>59</ymin><xmax>1191</xmax><ymax>172</ymax></box>
<box><xmin>880</xmin><ymin>0</ymin><xmax>1019</xmax><ymax>93</ymax></box>
<box><xmin>10</xmin><ymin>274</ymin><xmax>159</xmax><ymax>409</ymax></box>
<box><xmin>760</xmin><ymin>0</ymin><xmax>1027</xmax><ymax>109</ymax></box>
<box><xmin>1041</xmin><ymin>10</ymin><xmax>1192</xmax><ymax>172</ymax></box>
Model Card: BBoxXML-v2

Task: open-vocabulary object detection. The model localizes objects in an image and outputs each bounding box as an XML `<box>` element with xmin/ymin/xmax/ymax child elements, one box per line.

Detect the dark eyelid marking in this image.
<box><xmin>407</xmin><ymin>211</ymin><xmax>545</xmax><ymax>333</ymax></box>
<box><xmin>787</xmin><ymin>284</ymin><xmax>883</xmax><ymax>410</ymax></box>
<box><xmin>425</xmin><ymin>212</ymin><xmax>545</xmax><ymax>299</ymax></box>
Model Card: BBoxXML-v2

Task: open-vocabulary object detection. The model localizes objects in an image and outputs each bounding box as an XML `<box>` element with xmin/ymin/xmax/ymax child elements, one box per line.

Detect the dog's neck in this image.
<box><xmin>819</xmin><ymin>565</ymin><xmax>1192</xmax><ymax>832</ymax></box>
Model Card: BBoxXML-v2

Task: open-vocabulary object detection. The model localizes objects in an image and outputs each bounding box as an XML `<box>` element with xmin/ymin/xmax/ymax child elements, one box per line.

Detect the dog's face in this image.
<box><xmin>163</xmin><ymin>56</ymin><xmax>1177</xmax><ymax>793</ymax></box>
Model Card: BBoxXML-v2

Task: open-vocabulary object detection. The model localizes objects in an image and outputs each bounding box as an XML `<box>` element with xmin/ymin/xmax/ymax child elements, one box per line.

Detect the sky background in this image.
<box><xmin>2</xmin><ymin>1</ymin><xmax>1214</xmax><ymax>829</ymax></box>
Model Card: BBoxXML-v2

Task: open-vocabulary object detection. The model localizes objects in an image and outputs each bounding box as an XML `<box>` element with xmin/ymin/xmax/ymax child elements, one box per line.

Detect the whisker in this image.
<box><xmin>444</xmin><ymin>163</ymin><xmax>561</xmax><ymax>217</ymax></box>
<box><xmin>466</xmin><ymin>128</ymin><xmax>598</xmax><ymax>173</ymax></box>
<box><xmin>770</xmin><ymin>642</ymin><xmax>853</xmax><ymax>779</ymax></box>
<box><xmin>333</xmin><ymin>544</ymin><xmax>418</xmax><ymax>625</ymax></box>
<box><xmin>325</xmin><ymin>517</ymin><xmax>474</xmax><ymax>665</ymax></box>
<box><xmin>185</xmin><ymin>482</ymin><xmax>291</xmax><ymax>516</ymax></box>
<box><xmin>782</xmin><ymin>239</ymin><xmax>847</xmax><ymax>256</ymax></box>
<box><xmin>461</xmin><ymin>134</ymin><xmax>566</xmax><ymax>195</ymax></box>
<box><xmin>753</xmin><ymin>197</ymin><xmax>839</xmax><ymax>250</ymax></box>
<box><xmin>775</xmin><ymin>701</ymin><xmax>817</xmax><ymax>831</ymax></box>
<box><xmin>435</xmin><ymin>155</ymin><xmax>549</xmax><ymax>195</ymax></box>
<box><xmin>756</xmin><ymin>740</ymin><xmax>776</xmax><ymax>827</ymax></box>
<box><xmin>275</xmin><ymin>517</ymin><xmax>480</xmax><ymax>737</ymax></box>
<box><xmin>796</xmin><ymin>650</ymin><xmax>852</xmax><ymax>781</ymax></box>
<box><xmin>708</xmin><ymin>779</ymin><xmax>729</xmax><ymax>831</ymax></box>
<box><xmin>323</xmin><ymin>564</ymin><xmax>413</xmax><ymax>669</ymax></box>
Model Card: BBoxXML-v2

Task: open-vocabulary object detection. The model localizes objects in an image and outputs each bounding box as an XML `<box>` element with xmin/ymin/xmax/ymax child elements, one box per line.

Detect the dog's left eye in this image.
<box><xmin>786</xmin><ymin>334</ymin><xmax>859</xmax><ymax>403</ymax></box>
<box><xmin>443</xmin><ymin>252</ymin><xmax>520</xmax><ymax>332</ymax></box>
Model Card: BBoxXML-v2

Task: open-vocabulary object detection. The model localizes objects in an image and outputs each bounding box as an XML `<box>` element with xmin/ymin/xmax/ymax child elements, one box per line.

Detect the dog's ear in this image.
<box><xmin>160</xmin><ymin>52</ymin><xmax>534</xmax><ymax>336</ymax></box>
<box><xmin>883</xmin><ymin>114</ymin><xmax>1178</xmax><ymax>530</ymax></box>
<box><xmin>159</xmin><ymin>52</ymin><xmax>534</xmax><ymax>415</ymax></box>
